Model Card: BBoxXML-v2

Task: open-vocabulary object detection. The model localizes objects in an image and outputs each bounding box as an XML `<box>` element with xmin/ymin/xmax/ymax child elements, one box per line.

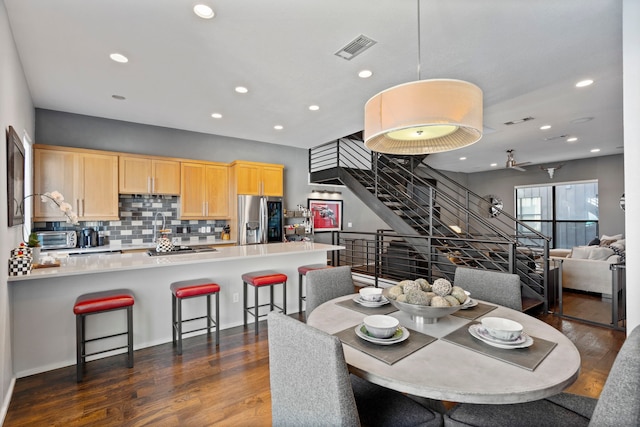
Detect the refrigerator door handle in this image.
<box><xmin>259</xmin><ymin>196</ymin><xmax>267</xmax><ymax>243</ymax></box>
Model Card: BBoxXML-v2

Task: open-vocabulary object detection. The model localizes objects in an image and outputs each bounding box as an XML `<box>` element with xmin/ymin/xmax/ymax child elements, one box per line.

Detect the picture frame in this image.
<box><xmin>7</xmin><ymin>126</ymin><xmax>25</xmax><ymax>227</ymax></box>
<box><xmin>308</xmin><ymin>199</ymin><xmax>343</xmax><ymax>232</ymax></box>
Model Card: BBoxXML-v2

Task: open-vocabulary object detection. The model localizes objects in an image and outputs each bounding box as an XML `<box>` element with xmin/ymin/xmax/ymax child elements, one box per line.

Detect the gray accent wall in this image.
<box><xmin>34</xmin><ymin>109</ymin><xmax>390</xmax><ymax>244</ymax></box>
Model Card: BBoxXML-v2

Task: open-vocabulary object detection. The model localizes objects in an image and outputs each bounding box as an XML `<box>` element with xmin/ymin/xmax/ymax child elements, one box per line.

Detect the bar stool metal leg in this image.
<box><xmin>127</xmin><ymin>306</ymin><xmax>134</xmax><ymax>368</ymax></box>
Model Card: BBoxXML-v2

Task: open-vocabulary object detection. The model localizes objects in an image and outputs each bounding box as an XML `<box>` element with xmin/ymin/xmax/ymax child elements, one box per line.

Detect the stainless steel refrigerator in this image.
<box><xmin>237</xmin><ymin>195</ymin><xmax>284</xmax><ymax>245</ymax></box>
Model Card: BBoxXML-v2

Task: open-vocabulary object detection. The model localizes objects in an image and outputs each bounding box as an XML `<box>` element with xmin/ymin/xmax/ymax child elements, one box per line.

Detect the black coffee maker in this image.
<box><xmin>79</xmin><ymin>228</ymin><xmax>98</xmax><ymax>247</ymax></box>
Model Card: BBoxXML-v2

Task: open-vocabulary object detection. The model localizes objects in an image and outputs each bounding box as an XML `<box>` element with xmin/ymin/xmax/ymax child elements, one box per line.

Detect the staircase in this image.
<box><xmin>310</xmin><ymin>133</ymin><xmax>551</xmax><ymax>312</ymax></box>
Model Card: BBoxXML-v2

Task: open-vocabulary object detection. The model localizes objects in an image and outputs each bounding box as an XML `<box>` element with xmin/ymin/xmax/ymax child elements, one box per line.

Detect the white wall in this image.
<box><xmin>623</xmin><ymin>0</ymin><xmax>640</xmax><ymax>333</ymax></box>
<box><xmin>0</xmin><ymin>0</ymin><xmax>35</xmax><ymax>421</ymax></box>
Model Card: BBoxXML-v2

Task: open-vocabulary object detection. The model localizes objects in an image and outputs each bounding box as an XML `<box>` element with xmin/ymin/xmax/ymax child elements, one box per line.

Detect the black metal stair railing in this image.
<box><xmin>311</xmin><ymin>134</ymin><xmax>551</xmax><ymax>310</ymax></box>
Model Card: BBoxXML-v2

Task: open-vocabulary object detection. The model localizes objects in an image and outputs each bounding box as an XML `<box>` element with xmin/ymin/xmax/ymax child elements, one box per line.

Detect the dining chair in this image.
<box><xmin>453</xmin><ymin>267</ymin><xmax>522</xmax><ymax>311</ymax></box>
<box><xmin>267</xmin><ymin>312</ymin><xmax>443</xmax><ymax>426</ymax></box>
<box><xmin>304</xmin><ymin>265</ymin><xmax>355</xmax><ymax>320</ymax></box>
<box><xmin>444</xmin><ymin>325</ymin><xmax>640</xmax><ymax>426</ymax></box>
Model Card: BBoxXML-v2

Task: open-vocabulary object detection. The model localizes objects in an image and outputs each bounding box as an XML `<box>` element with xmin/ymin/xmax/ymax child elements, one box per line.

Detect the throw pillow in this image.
<box><xmin>587</xmin><ymin>247</ymin><xmax>615</xmax><ymax>261</ymax></box>
<box><xmin>600</xmin><ymin>233</ymin><xmax>623</xmax><ymax>242</ymax></box>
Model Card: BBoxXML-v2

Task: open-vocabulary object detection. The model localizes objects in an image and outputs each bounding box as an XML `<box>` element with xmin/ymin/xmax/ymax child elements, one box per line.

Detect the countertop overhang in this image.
<box><xmin>8</xmin><ymin>242</ymin><xmax>343</xmax><ymax>282</ymax></box>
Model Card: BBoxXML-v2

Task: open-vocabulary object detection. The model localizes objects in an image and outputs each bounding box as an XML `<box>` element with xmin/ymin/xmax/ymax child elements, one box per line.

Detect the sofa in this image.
<box><xmin>550</xmin><ymin>234</ymin><xmax>625</xmax><ymax>297</ymax></box>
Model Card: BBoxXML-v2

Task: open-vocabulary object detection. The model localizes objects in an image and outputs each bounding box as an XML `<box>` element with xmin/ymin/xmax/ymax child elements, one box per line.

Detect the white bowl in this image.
<box><xmin>481</xmin><ymin>317</ymin><xmax>523</xmax><ymax>341</ymax></box>
<box><xmin>363</xmin><ymin>315</ymin><xmax>399</xmax><ymax>338</ymax></box>
<box><xmin>359</xmin><ymin>287</ymin><xmax>383</xmax><ymax>302</ymax></box>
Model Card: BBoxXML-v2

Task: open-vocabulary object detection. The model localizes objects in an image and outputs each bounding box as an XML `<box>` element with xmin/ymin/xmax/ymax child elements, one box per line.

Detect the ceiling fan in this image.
<box><xmin>505</xmin><ymin>149</ymin><xmax>530</xmax><ymax>172</ymax></box>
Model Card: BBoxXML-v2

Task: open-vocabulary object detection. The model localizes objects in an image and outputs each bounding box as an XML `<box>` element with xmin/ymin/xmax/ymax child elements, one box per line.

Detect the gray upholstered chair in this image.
<box><xmin>444</xmin><ymin>325</ymin><xmax>640</xmax><ymax>426</ymax></box>
<box><xmin>267</xmin><ymin>311</ymin><xmax>443</xmax><ymax>426</ymax></box>
<box><xmin>305</xmin><ymin>265</ymin><xmax>355</xmax><ymax>319</ymax></box>
<box><xmin>453</xmin><ymin>267</ymin><xmax>522</xmax><ymax>311</ymax></box>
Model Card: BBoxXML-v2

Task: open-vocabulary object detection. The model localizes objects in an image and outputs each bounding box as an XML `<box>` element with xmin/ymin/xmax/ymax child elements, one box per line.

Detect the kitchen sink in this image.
<box><xmin>147</xmin><ymin>246</ymin><xmax>217</xmax><ymax>256</ymax></box>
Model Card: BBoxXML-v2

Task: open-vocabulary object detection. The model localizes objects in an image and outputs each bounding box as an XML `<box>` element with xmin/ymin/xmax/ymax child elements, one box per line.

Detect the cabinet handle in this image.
<box><xmin>82</xmin><ymin>199</ymin><xmax>85</xmax><ymax>217</ymax></box>
<box><xmin>147</xmin><ymin>176</ymin><xmax>151</xmax><ymax>193</ymax></box>
<box><xmin>151</xmin><ymin>177</ymin><xmax>156</xmax><ymax>193</ymax></box>
<box><xmin>206</xmin><ymin>202</ymin><xmax>209</xmax><ymax>216</ymax></box>
<box><xmin>76</xmin><ymin>199</ymin><xmax>80</xmax><ymax>217</ymax></box>
<box><xmin>202</xmin><ymin>202</ymin><xmax>206</xmax><ymax>216</ymax></box>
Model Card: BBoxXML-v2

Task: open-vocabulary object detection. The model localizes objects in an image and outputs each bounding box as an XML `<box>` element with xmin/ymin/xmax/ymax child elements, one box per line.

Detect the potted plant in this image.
<box><xmin>27</xmin><ymin>232</ymin><xmax>42</xmax><ymax>264</ymax></box>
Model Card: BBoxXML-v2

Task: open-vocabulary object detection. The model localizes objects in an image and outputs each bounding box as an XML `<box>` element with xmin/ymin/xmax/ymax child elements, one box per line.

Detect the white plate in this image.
<box><xmin>355</xmin><ymin>324</ymin><xmax>410</xmax><ymax>345</ymax></box>
<box><xmin>460</xmin><ymin>298</ymin><xmax>478</xmax><ymax>309</ymax></box>
<box><xmin>353</xmin><ymin>295</ymin><xmax>390</xmax><ymax>307</ymax></box>
<box><xmin>468</xmin><ymin>324</ymin><xmax>533</xmax><ymax>349</ymax></box>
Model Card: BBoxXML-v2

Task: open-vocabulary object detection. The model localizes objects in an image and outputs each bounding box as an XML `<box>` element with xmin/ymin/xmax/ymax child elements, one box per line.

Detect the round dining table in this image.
<box><xmin>307</xmin><ymin>294</ymin><xmax>581</xmax><ymax>404</ymax></box>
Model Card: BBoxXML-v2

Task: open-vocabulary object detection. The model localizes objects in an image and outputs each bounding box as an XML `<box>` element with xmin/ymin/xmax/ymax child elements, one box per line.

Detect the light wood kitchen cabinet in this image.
<box><xmin>180</xmin><ymin>161</ymin><xmax>229</xmax><ymax>219</ymax></box>
<box><xmin>231</xmin><ymin>160</ymin><xmax>284</xmax><ymax>196</ymax></box>
<box><xmin>34</xmin><ymin>146</ymin><xmax>119</xmax><ymax>221</ymax></box>
<box><xmin>119</xmin><ymin>156</ymin><xmax>180</xmax><ymax>195</ymax></box>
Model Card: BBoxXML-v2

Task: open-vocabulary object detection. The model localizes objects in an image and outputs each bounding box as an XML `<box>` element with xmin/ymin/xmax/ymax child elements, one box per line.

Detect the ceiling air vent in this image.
<box><xmin>543</xmin><ymin>134</ymin><xmax>570</xmax><ymax>141</ymax></box>
<box><xmin>334</xmin><ymin>34</ymin><xmax>377</xmax><ymax>60</ymax></box>
<box><xmin>503</xmin><ymin>117</ymin><xmax>535</xmax><ymax>126</ymax></box>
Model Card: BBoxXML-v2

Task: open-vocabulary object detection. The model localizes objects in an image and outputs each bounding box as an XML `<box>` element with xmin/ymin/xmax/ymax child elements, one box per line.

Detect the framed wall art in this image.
<box><xmin>7</xmin><ymin>126</ymin><xmax>25</xmax><ymax>227</ymax></box>
<box><xmin>308</xmin><ymin>199</ymin><xmax>342</xmax><ymax>232</ymax></box>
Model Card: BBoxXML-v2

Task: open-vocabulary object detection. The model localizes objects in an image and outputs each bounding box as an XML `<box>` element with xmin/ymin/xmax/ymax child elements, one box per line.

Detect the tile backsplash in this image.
<box><xmin>33</xmin><ymin>195</ymin><xmax>228</xmax><ymax>246</ymax></box>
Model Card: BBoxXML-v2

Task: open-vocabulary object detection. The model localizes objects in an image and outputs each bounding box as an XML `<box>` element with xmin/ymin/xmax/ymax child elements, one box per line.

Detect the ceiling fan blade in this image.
<box><xmin>515</xmin><ymin>161</ymin><xmax>531</xmax><ymax>167</ymax></box>
<box><xmin>511</xmin><ymin>165</ymin><xmax>527</xmax><ymax>172</ymax></box>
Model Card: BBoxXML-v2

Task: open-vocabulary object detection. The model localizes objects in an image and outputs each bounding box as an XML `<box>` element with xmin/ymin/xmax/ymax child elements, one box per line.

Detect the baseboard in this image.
<box><xmin>0</xmin><ymin>376</ymin><xmax>16</xmax><ymax>425</ymax></box>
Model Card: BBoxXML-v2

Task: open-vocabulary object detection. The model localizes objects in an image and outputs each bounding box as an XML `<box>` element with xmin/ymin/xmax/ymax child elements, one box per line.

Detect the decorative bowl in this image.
<box><xmin>363</xmin><ymin>315</ymin><xmax>399</xmax><ymax>338</ymax></box>
<box><xmin>382</xmin><ymin>288</ymin><xmax>463</xmax><ymax>324</ymax></box>
<box><xmin>481</xmin><ymin>317</ymin><xmax>523</xmax><ymax>341</ymax></box>
<box><xmin>359</xmin><ymin>287</ymin><xmax>383</xmax><ymax>302</ymax></box>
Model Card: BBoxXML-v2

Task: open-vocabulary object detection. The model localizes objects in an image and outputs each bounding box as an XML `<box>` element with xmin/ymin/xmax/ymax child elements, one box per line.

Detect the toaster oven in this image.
<box><xmin>35</xmin><ymin>230</ymin><xmax>77</xmax><ymax>249</ymax></box>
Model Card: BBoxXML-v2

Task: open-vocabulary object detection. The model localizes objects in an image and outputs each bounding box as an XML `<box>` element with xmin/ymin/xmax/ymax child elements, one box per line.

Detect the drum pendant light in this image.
<box><xmin>364</xmin><ymin>1</ymin><xmax>483</xmax><ymax>155</ymax></box>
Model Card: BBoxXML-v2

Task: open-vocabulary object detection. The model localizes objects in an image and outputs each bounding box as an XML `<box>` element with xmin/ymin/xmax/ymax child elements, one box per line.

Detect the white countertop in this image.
<box><xmin>8</xmin><ymin>242</ymin><xmax>343</xmax><ymax>282</ymax></box>
<box><xmin>46</xmin><ymin>239</ymin><xmax>238</xmax><ymax>255</ymax></box>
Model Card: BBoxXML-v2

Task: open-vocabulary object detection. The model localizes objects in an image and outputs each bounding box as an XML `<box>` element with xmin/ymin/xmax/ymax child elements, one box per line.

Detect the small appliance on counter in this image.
<box><xmin>35</xmin><ymin>230</ymin><xmax>78</xmax><ymax>250</ymax></box>
<box><xmin>79</xmin><ymin>228</ymin><xmax>99</xmax><ymax>248</ymax></box>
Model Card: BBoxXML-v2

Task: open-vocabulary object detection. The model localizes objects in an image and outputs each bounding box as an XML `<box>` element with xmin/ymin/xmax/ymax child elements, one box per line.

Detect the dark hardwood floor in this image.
<box><xmin>4</xmin><ymin>300</ymin><xmax>626</xmax><ymax>426</ymax></box>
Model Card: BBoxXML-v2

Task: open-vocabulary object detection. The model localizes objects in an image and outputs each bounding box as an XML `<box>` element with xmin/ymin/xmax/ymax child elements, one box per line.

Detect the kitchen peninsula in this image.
<box><xmin>8</xmin><ymin>242</ymin><xmax>343</xmax><ymax>377</ymax></box>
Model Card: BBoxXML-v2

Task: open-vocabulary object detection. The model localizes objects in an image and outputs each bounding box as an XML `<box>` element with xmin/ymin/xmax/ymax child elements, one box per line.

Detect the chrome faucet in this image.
<box><xmin>153</xmin><ymin>212</ymin><xmax>166</xmax><ymax>243</ymax></box>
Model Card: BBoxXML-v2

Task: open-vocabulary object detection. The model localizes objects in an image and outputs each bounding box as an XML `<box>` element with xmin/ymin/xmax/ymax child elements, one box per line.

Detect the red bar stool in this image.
<box><xmin>170</xmin><ymin>279</ymin><xmax>220</xmax><ymax>355</ymax></box>
<box><xmin>298</xmin><ymin>264</ymin><xmax>333</xmax><ymax>313</ymax></box>
<box><xmin>73</xmin><ymin>289</ymin><xmax>135</xmax><ymax>382</ymax></box>
<box><xmin>242</xmin><ymin>270</ymin><xmax>287</xmax><ymax>335</ymax></box>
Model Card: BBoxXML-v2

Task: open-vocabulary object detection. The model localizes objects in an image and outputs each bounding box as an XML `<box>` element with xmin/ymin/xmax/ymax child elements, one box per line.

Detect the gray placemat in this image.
<box><xmin>335</xmin><ymin>298</ymin><xmax>399</xmax><ymax>315</ymax></box>
<box><xmin>451</xmin><ymin>302</ymin><xmax>498</xmax><ymax>320</ymax></box>
<box><xmin>441</xmin><ymin>322</ymin><xmax>557</xmax><ymax>371</ymax></box>
<box><xmin>335</xmin><ymin>324</ymin><xmax>436</xmax><ymax>365</ymax></box>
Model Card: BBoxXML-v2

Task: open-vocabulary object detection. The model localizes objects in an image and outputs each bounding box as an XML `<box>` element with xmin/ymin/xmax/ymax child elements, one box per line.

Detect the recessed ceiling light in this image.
<box><xmin>235</xmin><ymin>86</ymin><xmax>248</xmax><ymax>94</ymax></box>
<box><xmin>567</xmin><ymin>137</ymin><xmax>578</xmax><ymax>142</ymax></box>
<box><xmin>576</xmin><ymin>79</ymin><xmax>594</xmax><ymax>88</ymax></box>
<box><xmin>540</xmin><ymin>125</ymin><xmax>551</xmax><ymax>130</ymax></box>
<box><xmin>358</xmin><ymin>70</ymin><xmax>373</xmax><ymax>78</ymax></box>
<box><xmin>111</xmin><ymin>95</ymin><xmax>126</xmax><ymax>100</ymax></box>
<box><xmin>274</xmin><ymin>125</ymin><xmax>284</xmax><ymax>130</ymax></box>
<box><xmin>211</xmin><ymin>113</ymin><xmax>222</xmax><ymax>119</ymax></box>
<box><xmin>459</xmin><ymin>157</ymin><xmax>467</xmax><ymax>161</ymax></box>
<box><xmin>109</xmin><ymin>53</ymin><xmax>128</xmax><ymax>63</ymax></box>
<box><xmin>591</xmin><ymin>148</ymin><xmax>601</xmax><ymax>153</ymax></box>
<box><xmin>309</xmin><ymin>105</ymin><xmax>320</xmax><ymax>111</ymax></box>
<box><xmin>193</xmin><ymin>4</ymin><xmax>215</xmax><ymax>19</ymax></box>
<box><xmin>490</xmin><ymin>163</ymin><xmax>498</xmax><ymax>167</ymax></box>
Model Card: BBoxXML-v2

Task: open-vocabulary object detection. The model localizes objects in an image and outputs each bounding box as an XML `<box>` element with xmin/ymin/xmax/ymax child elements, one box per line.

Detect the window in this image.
<box><xmin>515</xmin><ymin>180</ymin><xmax>598</xmax><ymax>248</ymax></box>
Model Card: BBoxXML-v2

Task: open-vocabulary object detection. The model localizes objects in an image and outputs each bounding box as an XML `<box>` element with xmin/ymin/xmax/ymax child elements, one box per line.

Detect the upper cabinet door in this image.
<box><xmin>77</xmin><ymin>153</ymin><xmax>119</xmax><ymax>220</ymax></box>
<box><xmin>180</xmin><ymin>162</ymin><xmax>207</xmax><ymax>218</ymax></box>
<box><xmin>205</xmin><ymin>164</ymin><xmax>229</xmax><ymax>218</ymax></box>
<box><xmin>152</xmin><ymin>159</ymin><xmax>180</xmax><ymax>195</ymax></box>
<box><xmin>261</xmin><ymin>165</ymin><xmax>284</xmax><ymax>196</ymax></box>
<box><xmin>235</xmin><ymin>163</ymin><xmax>262</xmax><ymax>195</ymax></box>
<box><xmin>33</xmin><ymin>148</ymin><xmax>75</xmax><ymax>221</ymax></box>
<box><xmin>119</xmin><ymin>156</ymin><xmax>152</xmax><ymax>194</ymax></box>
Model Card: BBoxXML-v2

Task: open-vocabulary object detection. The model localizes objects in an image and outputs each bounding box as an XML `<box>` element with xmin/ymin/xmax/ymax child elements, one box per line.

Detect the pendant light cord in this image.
<box><xmin>417</xmin><ymin>0</ymin><xmax>422</xmax><ymax>80</ymax></box>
